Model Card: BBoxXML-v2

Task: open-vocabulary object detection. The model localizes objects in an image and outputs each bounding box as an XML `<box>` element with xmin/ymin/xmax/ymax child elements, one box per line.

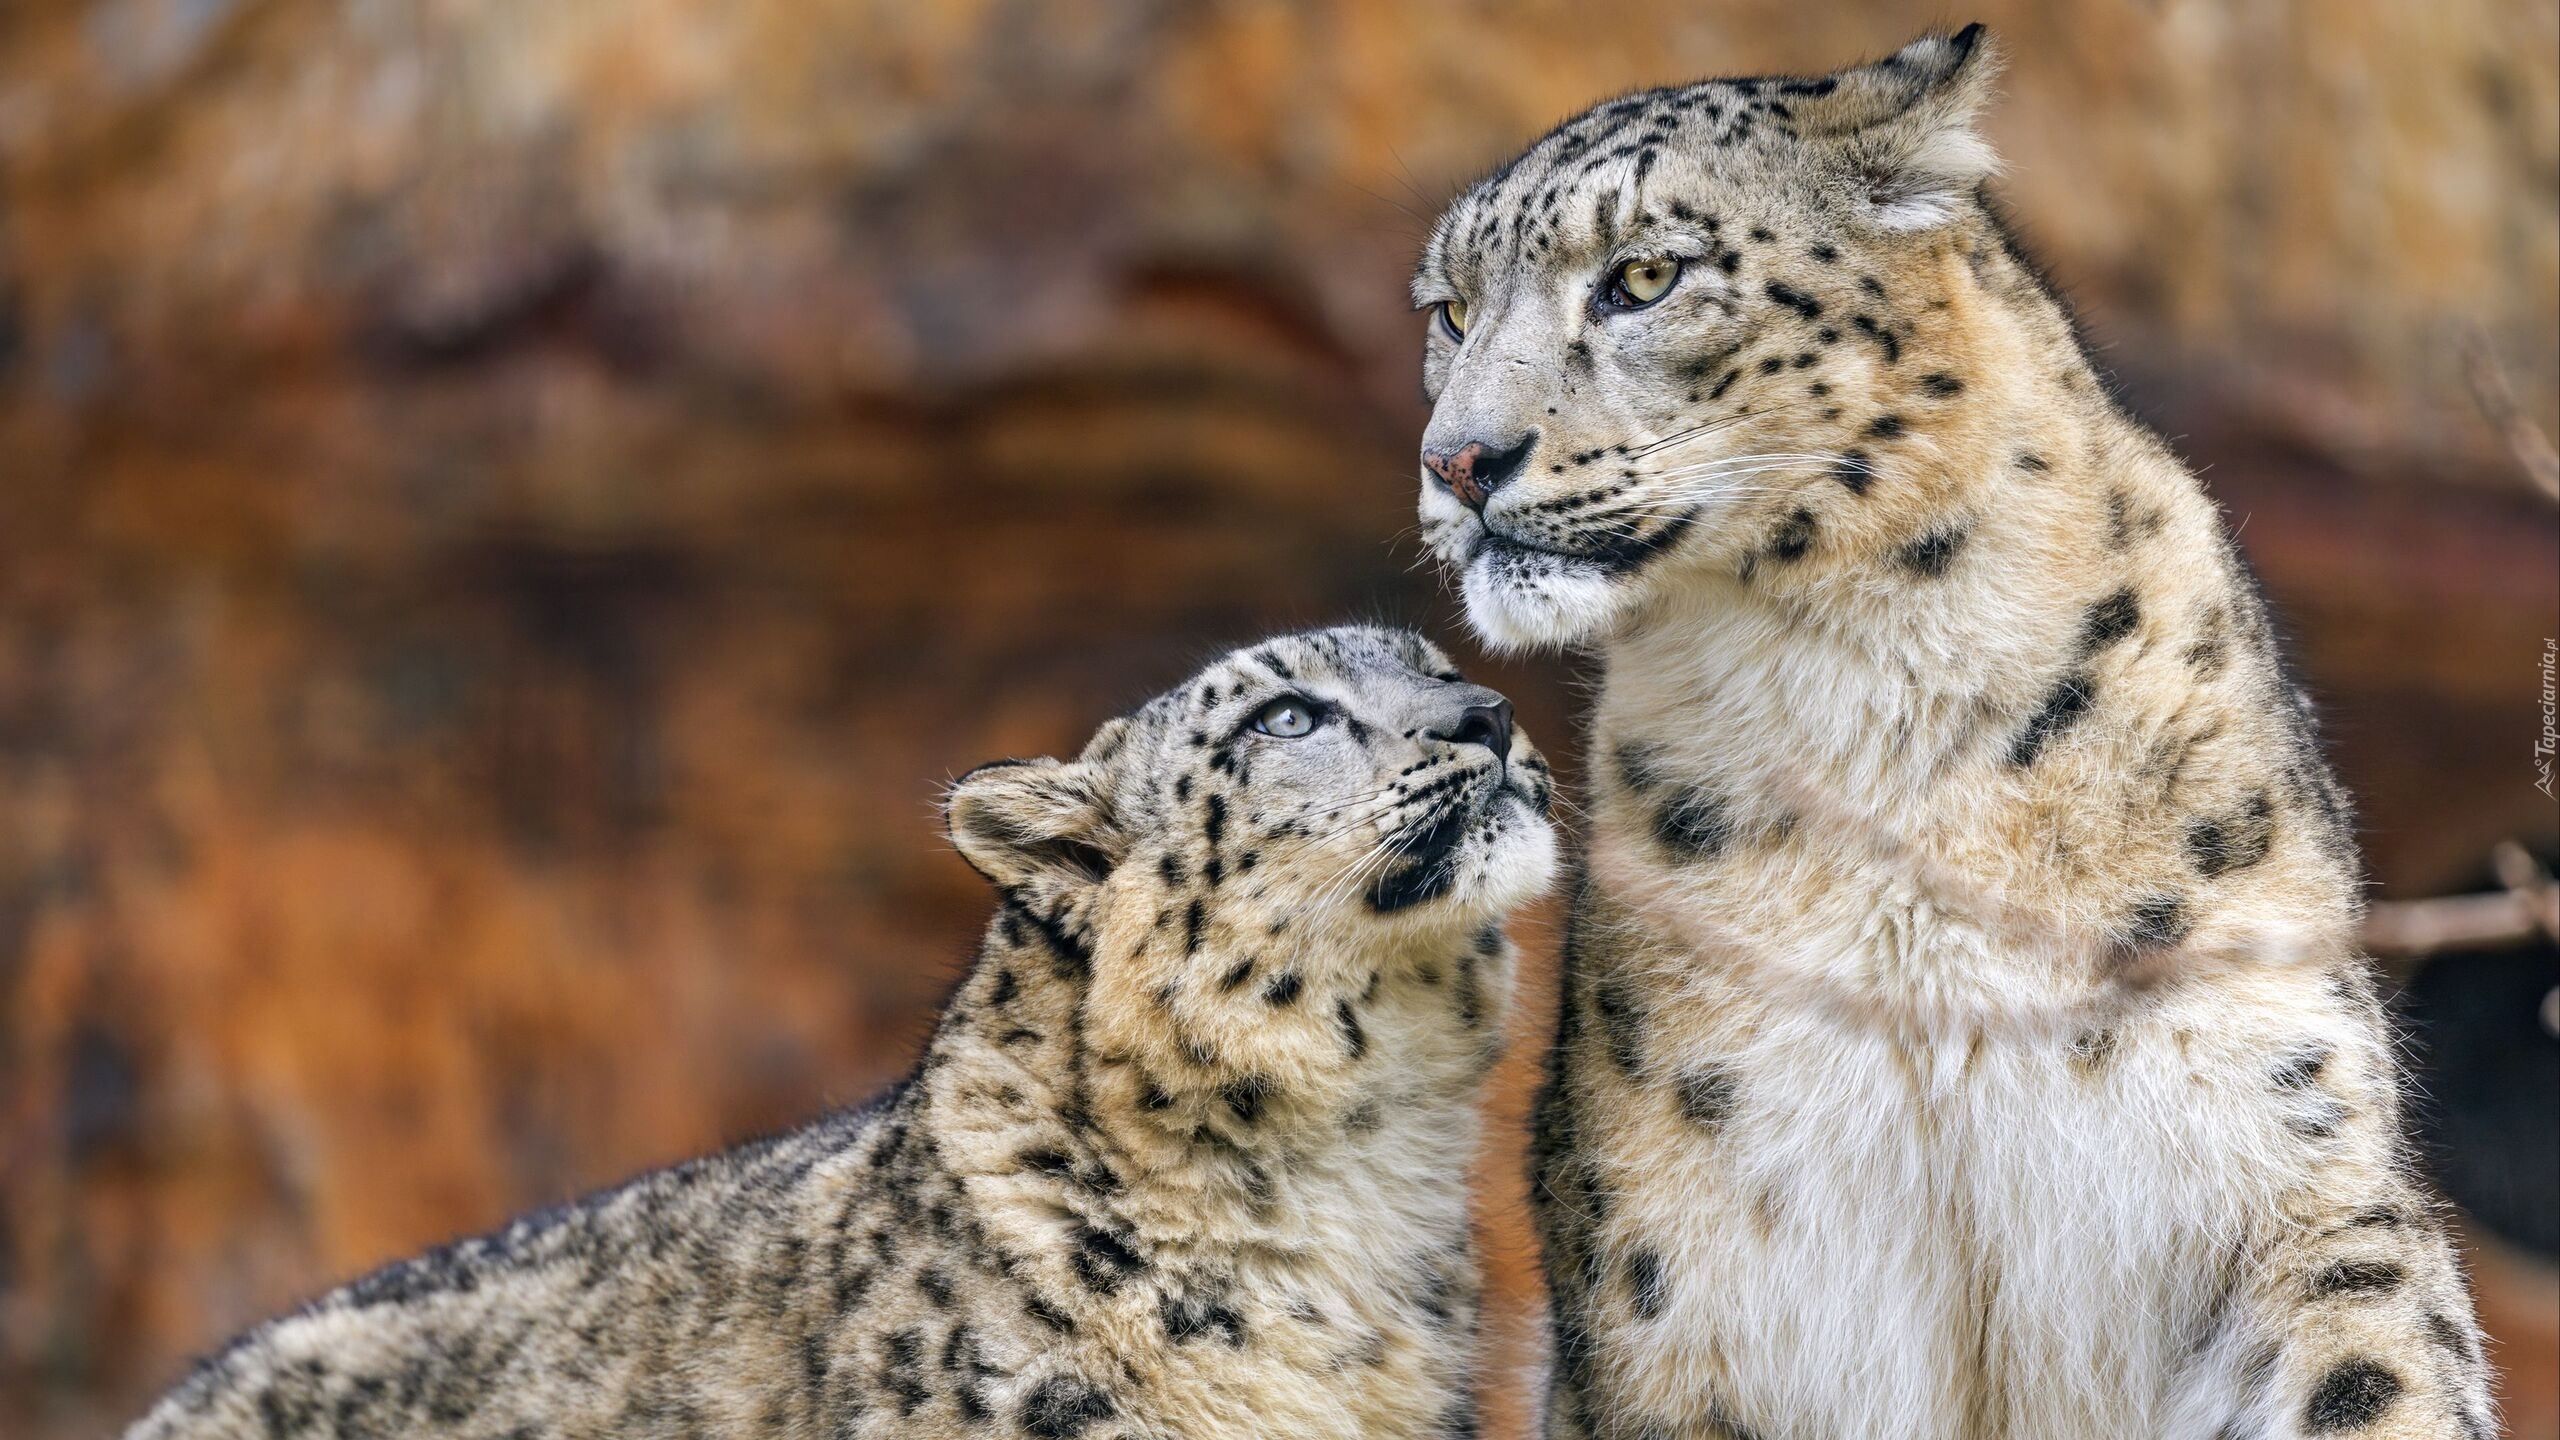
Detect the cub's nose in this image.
<box><xmin>1428</xmin><ymin>690</ymin><xmax>1514</xmax><ymax>762</ymax></box>
<box><xmin>1421</xmin><ymin>434</ymin><xmax>1535</xmax><ymax>511</ymax></box>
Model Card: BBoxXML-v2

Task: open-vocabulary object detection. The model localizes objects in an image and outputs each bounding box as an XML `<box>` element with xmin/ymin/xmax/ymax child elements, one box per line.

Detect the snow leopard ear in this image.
<box><xmin>1794</xmin><ymin>24</ymin><xmax>2003</xmax><ymax>231</ymax></box>
<box><xmin>946</xmin><ymin>754</ymin><xmax>1122</xmax><ymax>896</ymax></box>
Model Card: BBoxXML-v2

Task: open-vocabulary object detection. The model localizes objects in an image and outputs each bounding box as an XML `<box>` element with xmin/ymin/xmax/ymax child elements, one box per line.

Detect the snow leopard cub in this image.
<box><xmin>128</xmin><ymin>626</ymin><xmax>1556</xmax><ymax>1440</ymax></box>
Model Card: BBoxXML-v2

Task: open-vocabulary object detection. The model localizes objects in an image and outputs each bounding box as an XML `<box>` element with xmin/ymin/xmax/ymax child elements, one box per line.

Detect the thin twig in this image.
<box><xmin>2361</xmin><ymin>841</ymin><xmax>2558</xmax><ymax>963</ymax></box>
<box><xmin>2489</xmin><ymin>840</ymin><xmax>2560</xmax><ymax>944</ymax></box>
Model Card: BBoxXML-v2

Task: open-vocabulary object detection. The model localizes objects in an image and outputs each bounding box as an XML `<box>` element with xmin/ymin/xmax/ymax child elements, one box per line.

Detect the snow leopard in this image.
<box><xmin>1411</xmin><ymin>25</ymin><xmax>2492</xmax><ymax>1440</ymax></box>
<box><xmin>127</xmin><ymin>625</ymin><xmax>1557</xmax><ymax>1440</ymax></box>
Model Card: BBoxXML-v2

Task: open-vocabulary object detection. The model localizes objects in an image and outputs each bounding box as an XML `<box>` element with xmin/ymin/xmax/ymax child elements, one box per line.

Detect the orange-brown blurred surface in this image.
<box><xmin>2</xmin><ymin>3</ymin><xmax>2554</xmax><ymax>1436</ymax></box>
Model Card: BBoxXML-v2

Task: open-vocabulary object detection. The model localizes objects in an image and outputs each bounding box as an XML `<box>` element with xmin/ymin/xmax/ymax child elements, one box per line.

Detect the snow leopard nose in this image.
<box><xmin>1422</xmin><ymin>434</ymin><xmax>1535</xmax><ymax>511</ymax></box>
<box><xmin>1428</xmin><ymin>691</ymin><xmax>1514</xmax><ymax>764</ymax></box>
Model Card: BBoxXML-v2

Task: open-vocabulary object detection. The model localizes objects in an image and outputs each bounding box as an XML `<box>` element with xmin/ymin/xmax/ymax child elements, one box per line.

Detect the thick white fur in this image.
<box><xmin>1573</xmin><ymin>579</ymin><xmax>2384</xmax><ymax>1435</ymax></box>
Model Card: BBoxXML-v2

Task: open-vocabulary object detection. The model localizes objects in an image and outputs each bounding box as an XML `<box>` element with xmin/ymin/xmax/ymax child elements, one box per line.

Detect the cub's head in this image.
<box><xmin>1413</xmin><ymin>26</ymin><xmax>2020</xmax><ymax>649</ymax></box>
<box><xmin>945</xmin><ymin>627</ymin><xmax>1555</xmax><ymax>963</ymax></box>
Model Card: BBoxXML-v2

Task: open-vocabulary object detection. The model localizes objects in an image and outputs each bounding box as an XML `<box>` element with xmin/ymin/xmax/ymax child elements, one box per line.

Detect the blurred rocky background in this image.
<box><xmin>1</xmin><ymin>1</ymin><xmax>2554</xmax><ymax>1435</ymax></box>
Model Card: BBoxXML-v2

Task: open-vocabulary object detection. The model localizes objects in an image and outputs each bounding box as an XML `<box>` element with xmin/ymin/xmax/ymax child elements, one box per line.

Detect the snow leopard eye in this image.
<box><xmin>1607</xmin><ymin>257</ymin><xmax>1681</xmax><ymax>309</ymax></box>
<box><xmin>1250</xmin><ymin>696</ymin><xmax>1325</xmax><ymax>739</ymax></box>
<box><xmin>1437</xmin><ymin>299</ymin><xmax>1469</xmax><ymax>341</ymax></box>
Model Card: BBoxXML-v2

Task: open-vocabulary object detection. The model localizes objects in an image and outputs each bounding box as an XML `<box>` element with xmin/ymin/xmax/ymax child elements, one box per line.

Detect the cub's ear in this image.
<box><xmin>1077</xmin><ymin>716</ymin><xmax>1137</xmax><ymax>766</ymax></box>
<box><xmin>946</xmin><ymin>757</ymin><xmax>1121</xmax><ymax>894</ymax></box>
<box><xmin>1794</xmin><ymin>24</ymin><xmax>2003</xmax><ymax>231</ymax></box>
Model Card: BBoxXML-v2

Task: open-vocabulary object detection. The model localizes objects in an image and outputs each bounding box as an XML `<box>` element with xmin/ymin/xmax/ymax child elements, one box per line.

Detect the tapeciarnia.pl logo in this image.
<box><xmin>2536</xmin><ymin>637</ymin><xmax>2556</xmax><ymax>800</ymax></box>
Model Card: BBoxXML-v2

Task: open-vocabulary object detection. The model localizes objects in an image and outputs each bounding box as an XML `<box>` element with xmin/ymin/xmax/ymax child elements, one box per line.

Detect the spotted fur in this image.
<box><xmin>125</xmin><ymin>627</ymin><xmax>1557</xmax><ymax>1440</ymax></box>
<box><xmin>1413</xmin><ymin>27</ymin><xmax>2491</xmax><ymax>1440</ymax></box>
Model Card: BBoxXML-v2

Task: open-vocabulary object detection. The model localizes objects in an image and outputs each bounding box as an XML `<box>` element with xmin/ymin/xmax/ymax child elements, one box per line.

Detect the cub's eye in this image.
<box><xmin>1607</xmin><ymin>257</ymin><xmax>1682</xmax><ymax>309</ymax></box>
<box><xmin>1250</xmin><ymin>696</ymin><xmax>1323</xmax><ymax>739</ymax></box>
<box><xmin>1437</xmin><ymin>299</ymin><xmax>1469</xmax><ymax>341</ymax></box>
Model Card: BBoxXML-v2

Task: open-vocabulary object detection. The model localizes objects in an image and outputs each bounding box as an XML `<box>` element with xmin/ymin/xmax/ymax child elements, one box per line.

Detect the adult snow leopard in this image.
<box><xmin>1411</xmin><ymin>25</ymin><xmax>2492</xmax><ymax>1440</ymax></box>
